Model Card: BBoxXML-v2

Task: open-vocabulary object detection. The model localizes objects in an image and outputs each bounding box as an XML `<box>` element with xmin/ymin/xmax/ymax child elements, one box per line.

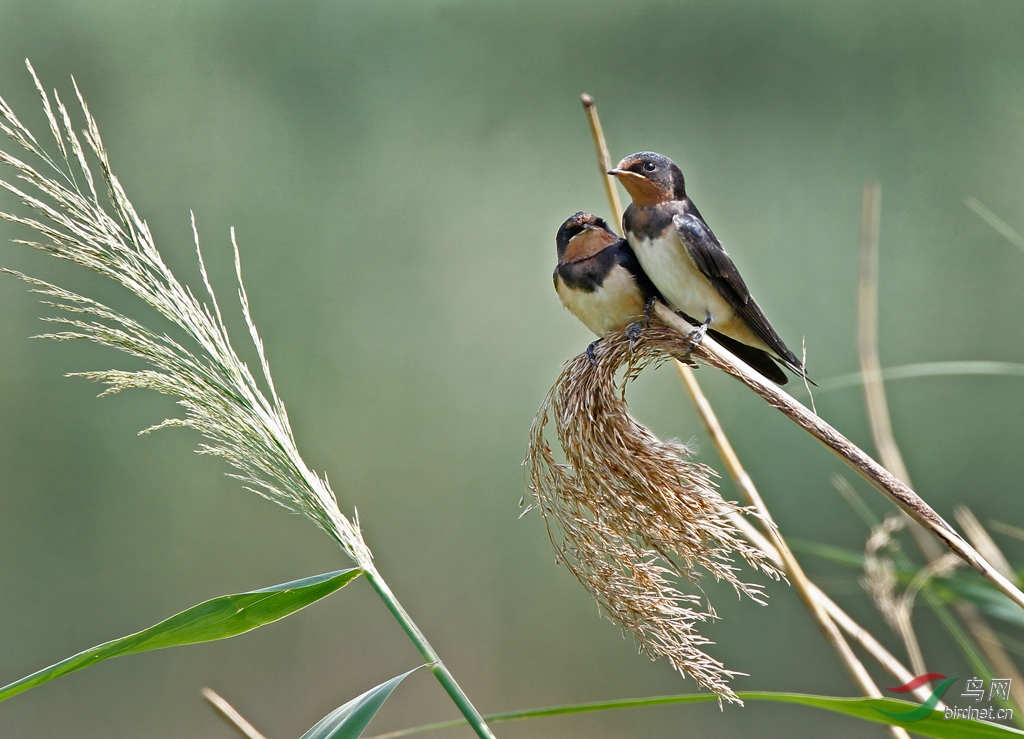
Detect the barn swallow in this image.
<box><xmin>608</xmin><ymin>151</ymin><xmax>808</xmax><ymax>385</ymax></box>
<box><xmin>554</xmin><ymin>212</ymin><xmax>657</xmax><ymax>362</ymax></box>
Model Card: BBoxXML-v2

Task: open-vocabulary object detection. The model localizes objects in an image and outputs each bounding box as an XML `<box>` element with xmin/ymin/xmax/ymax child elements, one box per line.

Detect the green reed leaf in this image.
<box><xmin>364</xmin><ymin>692</ymin><xmax>1024</xmax><ymax>739</ymax></box>
<box><xmin>0</xmin><ymin>569</ymin><xmax>362</xmax><ymax>703</ymax></box>
<box><xmin>302</xmin><ymin>666</ymin><xmax>425</xmax><ymax>739</ymax></box>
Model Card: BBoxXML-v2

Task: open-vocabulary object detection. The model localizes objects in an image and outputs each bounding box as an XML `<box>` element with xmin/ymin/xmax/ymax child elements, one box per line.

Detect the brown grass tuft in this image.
<box><xmin>526</xmin><ymin>321</ymin><xmax>782</xmax><ymax>701</ymax></box>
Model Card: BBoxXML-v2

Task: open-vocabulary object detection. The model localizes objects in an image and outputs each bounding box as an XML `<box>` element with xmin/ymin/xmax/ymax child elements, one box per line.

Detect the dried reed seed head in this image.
<box><xmin>862</xmin><ymin>514</ymin><xmax>963</xmax><ymax>633</ymax></box>
<box><xmin>862</xmin><ymin>515</ymin><xmax>904</xmax><ymax>631</ymax></box>
<box><xmin>526</xmin><ymin>321</ymin><xmax>783</xmax><ymax>701</ymax></box>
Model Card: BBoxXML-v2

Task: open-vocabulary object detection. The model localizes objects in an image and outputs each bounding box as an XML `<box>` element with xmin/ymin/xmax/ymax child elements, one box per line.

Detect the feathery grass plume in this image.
<box><xmin>0</xmin><ymin>61</ymin><xmax>370</xmax><ymax>566</ymax></box>
<box><xmin>526</xmin><ymin>321</ymin><xmax>782</xmax><ymax>701</ymax></box>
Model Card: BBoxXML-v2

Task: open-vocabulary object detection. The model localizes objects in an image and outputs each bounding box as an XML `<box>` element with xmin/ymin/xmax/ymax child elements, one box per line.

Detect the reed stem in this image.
<box><xmin>363</xmin><ymin>566</ymin><xmax>497</xmax><ymax>739</ymax></box>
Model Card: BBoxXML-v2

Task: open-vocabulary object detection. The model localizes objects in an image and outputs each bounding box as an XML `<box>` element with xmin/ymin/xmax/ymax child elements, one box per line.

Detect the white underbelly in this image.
<box><xmin>556</xmin><ymin>268</ymin><xmax>646</xmax><ymax>337</ymax></box>
<box><xmin>630</xmin><ymin>233</ymin><xmax>733</xmax><ymax>321</ymax></box>
<box><xmin>629</xmin><ymin>232</ymin><xmax>769</xmax><ymax>350</ymax></box>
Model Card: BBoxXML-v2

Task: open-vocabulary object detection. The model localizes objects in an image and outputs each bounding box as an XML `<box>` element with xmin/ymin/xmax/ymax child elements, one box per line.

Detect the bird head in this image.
<box><xmin>608</xmin><ymin>152</ymin><xmax>686</xmax><ymax>206</ymax></box>
<box><xmin>555</xmin><ymin>212</ymin><xmax>617</xmax><ymax>264</ymax></box>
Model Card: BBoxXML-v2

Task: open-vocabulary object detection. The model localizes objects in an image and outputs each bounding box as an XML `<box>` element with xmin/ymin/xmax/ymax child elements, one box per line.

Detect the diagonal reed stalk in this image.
<box><xmin>650</xmin><ymin>301</ymin><xmax>1024</xmax><ymax>608</ymax></box>
<box><xmin>0</xmin><ymin>61</ymin><xmax>495</xmax><ymax>739</ymax></box>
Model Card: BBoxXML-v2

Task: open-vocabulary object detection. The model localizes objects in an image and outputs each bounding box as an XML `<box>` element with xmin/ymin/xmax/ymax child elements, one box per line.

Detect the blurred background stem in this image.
<box><xmin>857</xmin><ymin>181</ymin><xmax>1024</xmax><ymax>726</ymax></box>
<box><xmin>201</xmin><ymin>688</ymin><xmax>269</xmax><ymax>739</ymax></box>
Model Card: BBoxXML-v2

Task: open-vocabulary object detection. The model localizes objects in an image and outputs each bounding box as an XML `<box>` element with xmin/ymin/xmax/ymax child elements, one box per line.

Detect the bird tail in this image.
<box><xmin>777</xmin><ymin>352</ymin><xmax>818</xmax><ymax>387</ymax></box>
<box><xmin>710</xmin><ymin>331</ymin><xmax>817</xmax><ymax>387</ymax></box>
<box><xmin>709</xmin><ymin>331</ymin><xmax>788</xmax><ymax>385</ymax></box>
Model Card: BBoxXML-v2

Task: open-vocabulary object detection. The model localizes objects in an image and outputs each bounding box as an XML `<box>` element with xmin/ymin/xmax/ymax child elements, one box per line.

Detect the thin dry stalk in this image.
<box><xmin>527</xmin><ymin>325</ymin><xmax>782</xmax><ymax>701</ymax></box>
<box><xmin>857</xmin><ymin>182</ymin><xmax>916</xmax><ymax>489</ymax></box>
<box><xmin>580</xmin><ymin>93</ymin><xmax>623</xmax><ymax>226</ymax></box>
<box><xmin>201</xmin><ymin>688</ymin><xmax>269</xmax><ymax>739</ymax></box>
<box><xmin>988</xmin><ymin>521</ymin><xmax>1024</xmax><ymax>542</ymax></box>
<box><xmin>955</xmin><ymin>506</ymin><xmax>1019</xmax><ymax>585</ymax></box>
<box><xmin>858</xmin><ymin>182</ymin><xmax>944</xmax><ymax>563</ymax></box>
<box><xmin>966</xmin><ymin>196</ymin><xmax>1024</xmax><ymax>253</ymax></box>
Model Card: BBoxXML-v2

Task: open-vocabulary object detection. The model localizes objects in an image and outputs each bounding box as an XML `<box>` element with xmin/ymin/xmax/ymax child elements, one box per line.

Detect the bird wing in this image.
<box><xmin>671</xmin><ymin>210</ymin><xmax>802</xmax><ymax>370</ymax></box>
<box><xmin>708</xmin><ymin>329</ymin><xmax>788</xmax><ymax>385</ymax></box>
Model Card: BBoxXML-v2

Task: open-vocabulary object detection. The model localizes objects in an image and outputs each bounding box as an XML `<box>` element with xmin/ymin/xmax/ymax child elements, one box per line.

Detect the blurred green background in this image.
<box><xmin>1</xmin><ymin>1</ymin><xmax>1024</xmax><ymax>737</ymax></box>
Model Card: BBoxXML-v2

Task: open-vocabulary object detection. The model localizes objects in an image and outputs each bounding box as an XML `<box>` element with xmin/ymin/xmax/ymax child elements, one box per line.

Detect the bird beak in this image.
<box><xmin>607</xmin><ymin>167</ymin><xmax>662</xmax><ymax>205</ymax></box>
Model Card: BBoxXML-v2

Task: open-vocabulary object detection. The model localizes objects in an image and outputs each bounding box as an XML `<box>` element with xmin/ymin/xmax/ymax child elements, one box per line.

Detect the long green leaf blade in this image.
<box><xmin>302</xmin><ymin>666</ymin><xmax>424</xmax><ymax>739</ymax></box>
<box><xmin>0</xmin><ymin>568</ymin><xmax>362</xmax><ymax>703</ymax></box>
<box><xmin>934</xmin><ymin>576</ymin><xmax>1024</xmax><ymax>628</ymax></box>
<box><xmin>750</xmin><ymin>692</ymin><xmax>1022</xmax><ymax>738</ymax></box>
<box><xmin>364</xmin><ymin>692</ymin><xmax>1024</xmax><ymax>739</ymax></box>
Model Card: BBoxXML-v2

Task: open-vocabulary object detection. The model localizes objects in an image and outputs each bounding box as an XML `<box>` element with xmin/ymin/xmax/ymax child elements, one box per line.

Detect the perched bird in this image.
<box><xmin>554</xmin><ymin>212</ymin><xmax>659</xmax><ymax>338</ymax></box>
<box><xmin>553</xmin><ymin>211</ymin><xmax>793</xmax><ymax>377</ymax></box>
<box><xmin>608</xmin><ymin>151</ymin><xmax>808</xmax><ymax>385</ymax></box>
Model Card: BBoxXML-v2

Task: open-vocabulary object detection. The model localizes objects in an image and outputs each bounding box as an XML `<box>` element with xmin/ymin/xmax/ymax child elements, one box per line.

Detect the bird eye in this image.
<box><xmin>642</xmin><ymin>161</ymin><xmax>657</xmax><ymax>173</ymax></box>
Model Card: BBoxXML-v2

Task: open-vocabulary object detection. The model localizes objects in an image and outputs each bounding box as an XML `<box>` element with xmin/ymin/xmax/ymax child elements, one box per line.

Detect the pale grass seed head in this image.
<box><xmin>862</xmin><ymin>515</ymin><xmax>906</xmax><ymax>632</ymax></box>
<box><xmin>0</xmin><ymin>61</ymin><xmax>370</xmax><ymax>566</ymax></box>
<box><xmin>863</xmin><ymin>514</ymin><xmax>962</xmax><ymax>633</ymax></box>
<box><xmin>526</xmin><ymin>322</ymin><xmax>782</xmax><ymax>702</ymax></box>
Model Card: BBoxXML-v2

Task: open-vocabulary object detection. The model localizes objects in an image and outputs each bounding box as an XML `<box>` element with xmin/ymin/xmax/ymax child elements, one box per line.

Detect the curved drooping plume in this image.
<box><xmin>526</xmin><ymin>322</ymin><xmax>782</xmax><ymax>701</ymax></box>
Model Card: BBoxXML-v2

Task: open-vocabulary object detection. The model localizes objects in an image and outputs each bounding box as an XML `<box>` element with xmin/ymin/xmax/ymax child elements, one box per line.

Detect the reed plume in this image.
<box><xmin>526</xmin><ymin>321</ymin><xmax>782</xmax><ymax>701</ymax></box>
<box><xmin>0</xmin><ymin>61</ymin><xmax>370</xmax><ymax>565</ymax></box>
